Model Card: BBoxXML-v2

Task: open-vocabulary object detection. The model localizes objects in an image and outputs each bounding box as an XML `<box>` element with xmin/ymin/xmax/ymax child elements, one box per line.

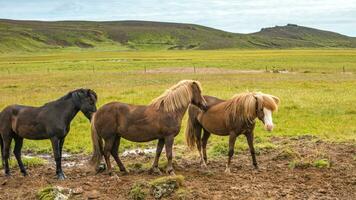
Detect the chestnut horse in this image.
<box><xmin>0</xmin><ymin>89</ymin><xmax>97</xmax><ymax>179</ymax></box>
<box><xmin>90</xmin><ymin>80</ymin><xmax>207</xmax><ymax>175</ymax></box>
<box><xmin>185</xmin><ymin>92</ymin><xmax>279</xmax><ymax>173</ymax></box>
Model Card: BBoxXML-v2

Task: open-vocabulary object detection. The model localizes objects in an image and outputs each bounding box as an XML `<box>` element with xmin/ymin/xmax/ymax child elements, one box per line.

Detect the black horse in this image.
<box><xmin>0</xmin><ymin>89</ymin><xmax>97</xmax><ymax>179</ymax></box>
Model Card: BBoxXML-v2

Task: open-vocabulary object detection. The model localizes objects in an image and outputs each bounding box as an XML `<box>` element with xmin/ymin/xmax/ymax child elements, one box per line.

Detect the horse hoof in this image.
<box><xmin>149</xmin><ymin>167</ymin><xmax>162</xmax><ymax>175</ymax></box>
<box><xmin>57</xmin><ymin>174</ymin><xmax>66</xmax><ymax>180</ymax></box>
<box><xmin>167</xmin><ymin>169</ymin><xmax>175</xmax><ymax>176</ymax></box>
<box><xmin>96</xmin><ymin>164</ymin><xmax>106</xmax><ymax>174</ymax></box>
<box><xmin>201</xmin><ymin>163</ymin><xmax>208</xmax><ymax>169</ymax></box>
<box><xmin>99</xmin><ymin>164</ymin><xmax>106</xmax><ymax>170</ymax></box>
<box><xmin>121</xmin><ymin>170</ymin><xmax>129</xmax><ymax>175</ymax></box>
<box><xmin>22</xmin><ymin>172</ymin><xmax>28</xmax><ymax>177</ymax></box>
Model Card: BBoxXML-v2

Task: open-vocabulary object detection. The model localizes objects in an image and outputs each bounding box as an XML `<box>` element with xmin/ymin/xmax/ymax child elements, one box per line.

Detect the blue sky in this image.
<box><xmin>1</xmin><ymin>0</ymin><xmax>356</xmax><ymax>36</ymax></box>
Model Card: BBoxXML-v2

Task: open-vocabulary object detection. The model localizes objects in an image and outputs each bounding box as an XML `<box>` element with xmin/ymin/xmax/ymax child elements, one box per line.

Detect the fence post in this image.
<box><xmin>343</xmin><ymin>66</ymin><xmax>345</xmax><ymax>73</ymax></box>
<box><xmin>144</xmin><ymin>66</ymin><xmax>147</xmax><ymax>73</ymax></box>
<box><xmin>193</xmin><ymin>66</ymin><xmax>196</xmax><ymax>74</ymax></box>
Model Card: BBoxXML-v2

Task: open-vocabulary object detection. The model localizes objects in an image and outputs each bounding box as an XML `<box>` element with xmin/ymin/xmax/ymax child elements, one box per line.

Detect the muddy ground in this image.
<box><xmin>0</xmin><ymin>137</ymin><xmax>355</xmax><ymax>200</ymax></box>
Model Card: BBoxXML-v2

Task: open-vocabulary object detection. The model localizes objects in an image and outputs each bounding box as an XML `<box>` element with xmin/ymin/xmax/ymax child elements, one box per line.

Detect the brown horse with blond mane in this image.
<box><xmin>90</xmin><ymin>80</ymin><xmax>207</xmax><ymax>175</ymax></box>
<box><xmin>185</xmin><ymin>92</ymin><xmax>279</xmax><ymax>173</ymax></box>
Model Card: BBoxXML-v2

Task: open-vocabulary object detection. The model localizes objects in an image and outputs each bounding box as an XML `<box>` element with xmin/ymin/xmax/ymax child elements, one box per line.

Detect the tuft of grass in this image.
<box><xmin>208</xmin><ymin>142</ymin><xmax>229</xmax><ymax>157</ymax></box>
<box><xmin>273</xmin><ymin>148</ymin><xmax>300</xmax><ymax>160</ymax></box>
<box><xmin>174</xmin><ymin>188</ymin><xmax>190</xmax><ymax>200</ymax></box>
<box><xmin>127</xmin><ymin>163</ymin><xmax>144</xmax><ymax>172</ymax></box>
<box><xmin>288</xmin><ymin>160</ymin><xmax>312</xmax><ymax>169</ymax></box>
<box><xmin>129</xmin><ymin>182</ymin><xmax>148</xmax><ymax>200</ymax></box>
<box><xmin>0</xmin><ymin>156</ymin><xmax>47</xmax><ymax>169</ymax></box>
<box><xmin>313</xmin><ymin>159</ymin><xmax>331</xmax><ymax>168</ymax></box>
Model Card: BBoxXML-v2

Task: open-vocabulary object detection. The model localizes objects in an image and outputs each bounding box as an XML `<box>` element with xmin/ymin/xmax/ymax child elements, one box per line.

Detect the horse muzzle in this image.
<box><xmin>265</xmin><ymin>124</ymin><xmax>274</xmax><ymax>132</ymax></box>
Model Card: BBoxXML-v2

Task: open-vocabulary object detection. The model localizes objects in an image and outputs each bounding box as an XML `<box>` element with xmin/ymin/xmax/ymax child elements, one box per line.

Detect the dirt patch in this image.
<box><xmin>0</xmin><ymin>137</ymin><xmax>355</xmax><ymax>199</ymax></box>
<box><xmin>143</xmin><ymin>67</ymin><xmax>265</xmax><ymax>74</ymax></box>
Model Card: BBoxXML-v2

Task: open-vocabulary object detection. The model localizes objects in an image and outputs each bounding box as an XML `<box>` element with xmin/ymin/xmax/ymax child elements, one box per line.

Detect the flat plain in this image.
<box><xmin>0</xmin><ymin>49</ymin><xmax>355</xmax><ymax>199</ymax></box>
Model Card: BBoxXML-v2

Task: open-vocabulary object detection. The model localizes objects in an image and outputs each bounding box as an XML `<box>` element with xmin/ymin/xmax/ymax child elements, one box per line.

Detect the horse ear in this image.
<box><xmin>192</xmin><ymin>81</ymin><xmax>201</xmax><ymax>92</ymax></box>
<box><xmin>88</xmin><ymin>89</ymin><xmax>98</xmax><ymax>101</ymax></box>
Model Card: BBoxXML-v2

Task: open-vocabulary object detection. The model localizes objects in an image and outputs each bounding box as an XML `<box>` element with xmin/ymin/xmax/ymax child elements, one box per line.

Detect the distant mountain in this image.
<box><xmin>1</xmin><ymin>19</ymin><xmax>356</xmax><ymax>52</ymax></box>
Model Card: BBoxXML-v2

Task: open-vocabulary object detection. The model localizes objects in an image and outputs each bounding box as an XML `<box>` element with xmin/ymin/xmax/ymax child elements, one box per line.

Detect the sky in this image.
<box><xmin>0</xmin><ymin>0</ymin><xmax>356</xmax><ymax>36</ymax></box>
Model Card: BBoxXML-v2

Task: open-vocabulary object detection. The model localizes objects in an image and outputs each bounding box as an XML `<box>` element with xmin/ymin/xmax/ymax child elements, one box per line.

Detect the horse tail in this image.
<box><xmin>0</xmin><ymin>133</ymin><xmax>3</xmax><ymax>166</ymax></box>
<box><xmin>185</xmin><ymin>105</ymin><xmax>202</xmax><ymax>150</ymax></box>
<box><xmin>89</xmin><ymin>113</ymin><xmax>103</xmax><ymax>171</ymax></box>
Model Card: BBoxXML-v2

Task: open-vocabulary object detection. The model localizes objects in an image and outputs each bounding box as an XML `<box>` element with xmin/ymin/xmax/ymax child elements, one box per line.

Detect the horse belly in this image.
<box><xmin>16</xmin><ymin>127</ymin><xmax>49</xmax><ymax>139</ymax></box>
<box><xmin>200</xmin><ymin>114</ymin><xmax>229</xmax><ymax>136</ymax></box>
<box><xmin>15</xmin><ymin>118</ymin><xmax>49</xmax><ymax>139</ymax></box>
<box><xmin>120</xmin><ymin>126</ymin><xmax>160</xmax><ymax>142</ymax></box>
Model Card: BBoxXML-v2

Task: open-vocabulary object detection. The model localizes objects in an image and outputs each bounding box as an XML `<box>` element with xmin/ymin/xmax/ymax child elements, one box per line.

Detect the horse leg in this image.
<box><xmin>13</xmin><ymin>136</ymin><xmax>27</xmax><ymax>176</ymax></box>
<box><xmin>3</xmin><ymin>135</ymin><xmax>13</xmax><ymax>176</ymax></box>
<box><xmin>245</xmin><ymin>132</ymin><xmax>258</xmax><ymax>169</ymax></box>
<box><xmin>150</xmin><ymin>138</ymin><xmax>164</xmax><ymax>175</ymax></box>
<box><xmin>194</xmin><ymin>131</ymin><xmax>204</xmax><ymax>167</ymax></box>
<box><xmin>111</xmin><ymin>136</ymin><xmax>127</xmax><ymax>174</ymax></box>
<box><xmin>201</xmin><ymin>129</ymin><xmax>211</xmax><ymax>167</ymax></box>
<box><xmin>164</xmin><ymin>136</ymin><xmax>175</xmax><ymax>175</ymax></box>
<box><xmin>225</xmin><ymin>133</ymin><xmax>237</xmax><ymax>174</ymax></box>
<box><xmin>103</xmin><ymin>137</ymin><xmax>114</xmax><ymax>175</ymax></box>
<box><xmin>51</xmin><ymin>137</ymin><xmax>65</xmax><ymax>180</ymax></box>
<box><xmin>0</xmin><ymin>135</ymin><xmax>4</xmax><ymax>168</ymax></box>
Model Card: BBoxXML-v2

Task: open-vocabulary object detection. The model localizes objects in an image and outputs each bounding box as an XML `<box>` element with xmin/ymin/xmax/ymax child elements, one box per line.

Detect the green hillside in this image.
<box><xmin>1</xmin><ymin>19</ymin><xmax>356</xmax><ymax>53</ymax></box>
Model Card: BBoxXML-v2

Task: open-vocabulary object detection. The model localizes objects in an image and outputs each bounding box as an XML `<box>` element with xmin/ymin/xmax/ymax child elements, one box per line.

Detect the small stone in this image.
<box><xmin>73</xmin><ymin>187</ymin><xmax>84</xmax><ymax>195</ymax></box>
<box><xmin>87</xmin><ymin>190</ymin><xmax>100</xmax><ymax>199</ymax></box>
<box><xmin>318</xmin><ymin>189</ymin><xmax>327</xmax><ymax>194</ymax></box>
<box><xmin>110</xmin><ymin>174</ymin><xmax>121</xmax><ymax>182</ymax></box>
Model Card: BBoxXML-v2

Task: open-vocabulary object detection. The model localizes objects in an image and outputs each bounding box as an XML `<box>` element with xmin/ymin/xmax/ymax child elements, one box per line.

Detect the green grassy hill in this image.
<box><xmin>1</xmin><ymin>19</ymin><xmax>356</xmax><ymax>52</ymax></box>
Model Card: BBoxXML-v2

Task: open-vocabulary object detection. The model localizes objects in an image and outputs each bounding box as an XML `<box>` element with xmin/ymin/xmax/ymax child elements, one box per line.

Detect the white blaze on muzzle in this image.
<box><xmin>263</xmin><ymin>108</ymin><xmax>273</xmax><ymax>131</ymax></box>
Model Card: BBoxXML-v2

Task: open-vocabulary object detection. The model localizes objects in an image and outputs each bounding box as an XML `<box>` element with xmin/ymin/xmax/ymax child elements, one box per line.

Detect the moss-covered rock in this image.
<box><xmin>149</xmin><ymin>175</ymin><xmax>184</xmax><ymax>199</ymax></box>
<box><xmin>36</xmin><ymin>186</ymin><xmax>70</xmax><ymax>200</ymax></box>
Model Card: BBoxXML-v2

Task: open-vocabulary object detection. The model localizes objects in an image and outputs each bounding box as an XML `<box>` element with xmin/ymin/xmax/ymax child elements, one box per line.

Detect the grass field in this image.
<box><xmin>0</xmin><ymin>49</ymin><xmax>355</xmax><ymax>155</ymax></box>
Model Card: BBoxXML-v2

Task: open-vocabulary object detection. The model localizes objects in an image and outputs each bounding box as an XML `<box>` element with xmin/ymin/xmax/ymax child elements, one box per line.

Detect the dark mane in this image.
<box><xmin>57</xmin><ymin>89</ymin><xmax>98</xmax><ymax>102</ymax></box>
<box><xmin>44</xmin><ymin>89</ymin><xmax>97</xmax><ymax>106</ymax></box>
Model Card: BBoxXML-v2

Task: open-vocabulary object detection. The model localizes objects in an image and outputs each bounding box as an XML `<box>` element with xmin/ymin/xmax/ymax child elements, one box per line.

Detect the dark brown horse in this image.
<box><xmin>90</xmin><ymin>80</ymin><xmax>207</xmax><ymax>175</ymax></box>
<box><xmin>0</xmin><ymin>89</ymin><xmax>97</xmax><ymax>179</ymax></box>
<box><xmin>185</xmin><ymin>92</ymin><xmax>279</xmax><ymax>173</ymax></box>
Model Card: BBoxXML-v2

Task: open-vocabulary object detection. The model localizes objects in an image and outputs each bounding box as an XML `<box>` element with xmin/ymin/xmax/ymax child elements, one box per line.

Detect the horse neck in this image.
<box><xmin>154</xmin><ymin>101</ymin><xmax>190</xmax><ymax>121</ymax></box>
<box><xmin>51</xmin><ymin>98</ymin><xmax>80</xmax><ymax>124</ymax></box>
<box><xmin>170</xmin><ymin>102</ymin><xmax>191</xmax><ymax>121</ymax></box>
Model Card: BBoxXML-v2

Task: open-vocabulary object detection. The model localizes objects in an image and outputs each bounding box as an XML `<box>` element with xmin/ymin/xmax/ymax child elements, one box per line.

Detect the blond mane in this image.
<box><xmin>224</xmin><ymin>92</ymin><xmax>279</xmax><ymax>125</ymax></box>
<box><xmin>150</xmin><ymin>80</ymin><xmax>202</xmax><ymax>112</ymax></box>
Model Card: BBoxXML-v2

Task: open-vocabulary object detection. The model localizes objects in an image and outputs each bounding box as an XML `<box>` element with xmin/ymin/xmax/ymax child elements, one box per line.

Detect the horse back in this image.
<box><xmin>197</xmin><ymin>96</ymin><xmax>230</xmax><ymax>135</ymax></box>
<box><xmin>0</xmin><ymin>104</ymin><xmax>52</xmax><ymax>139</ymax></box>
<box><xmin>94</xmin><ymin>102</ymin><xmax>179</xmax><ymax>142</ymax></box>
